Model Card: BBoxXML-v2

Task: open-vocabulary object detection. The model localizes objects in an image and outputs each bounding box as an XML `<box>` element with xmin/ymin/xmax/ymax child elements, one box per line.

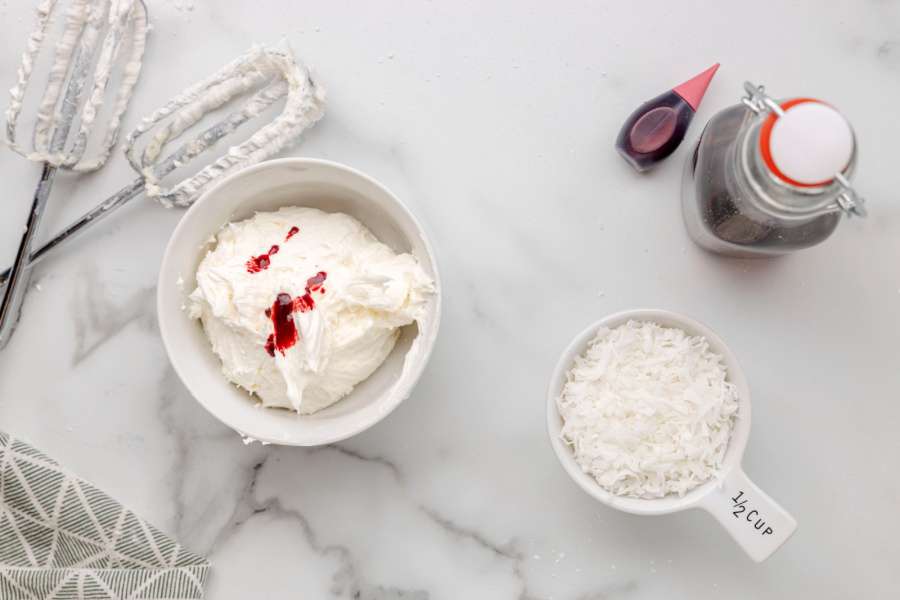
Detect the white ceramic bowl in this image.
<box><xmin>158</xmin><ymin>158</ymin><xmax>441</xmax><ymax>446</ymax></box>
<box><xmin>547</xmin><ymin>309</ymin><xmax>796</xmax><ymax>561</ymax></box>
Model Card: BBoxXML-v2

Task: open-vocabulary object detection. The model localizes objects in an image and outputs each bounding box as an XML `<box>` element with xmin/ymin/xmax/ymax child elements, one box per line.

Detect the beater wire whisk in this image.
<box><xmin>0</xmin><ymin>45</ymin><xmax>326</xmax><ymax>325</ymax></box>
<box><xmin>0</xmin><ymin>0</ymin><xmax>149</xmax><ymax>348</ymax></box>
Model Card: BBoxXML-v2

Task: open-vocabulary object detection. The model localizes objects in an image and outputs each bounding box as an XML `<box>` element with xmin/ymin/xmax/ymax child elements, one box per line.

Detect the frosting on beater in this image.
<box><xmin>5</xmin><ymin>0</ymin><xmax>149</xmax><ymax>170</ymax></box>
<box><xmin>123</xmin><ymin>44</ymin><xmax>326</xmax><ymax>208</ymax></box>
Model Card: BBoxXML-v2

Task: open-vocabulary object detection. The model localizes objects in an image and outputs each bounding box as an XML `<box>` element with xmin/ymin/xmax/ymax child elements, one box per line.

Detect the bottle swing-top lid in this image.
<box><xmin>742</xmin><ymin>82</ymin><xmax>866</xmax><ymax>217</ymax></box>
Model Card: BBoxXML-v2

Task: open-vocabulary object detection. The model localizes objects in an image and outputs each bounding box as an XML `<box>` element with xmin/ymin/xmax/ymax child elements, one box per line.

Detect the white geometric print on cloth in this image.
<box><xmin>0</xmin><ymin>433</ymin><xmax>209</xmax><ymax>600</ymax></box>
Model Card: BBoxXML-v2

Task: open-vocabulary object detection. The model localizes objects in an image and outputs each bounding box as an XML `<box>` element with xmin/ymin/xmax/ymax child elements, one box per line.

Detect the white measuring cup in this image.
<box><xmin>546</xmin><ymin>309</ymin><xmax>797</xmax><ymax>562</ymax></box>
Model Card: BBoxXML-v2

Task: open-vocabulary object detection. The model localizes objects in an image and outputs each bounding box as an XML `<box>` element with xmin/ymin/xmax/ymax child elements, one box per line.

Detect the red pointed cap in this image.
<box><xmin>673</xmin><ymin>63</ymin><xmax>719</xmax><ymax>111</ymax></box>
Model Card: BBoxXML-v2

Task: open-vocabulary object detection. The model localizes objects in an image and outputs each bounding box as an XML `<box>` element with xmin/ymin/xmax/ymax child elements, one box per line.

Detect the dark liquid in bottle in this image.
<box><xmin>683</xmin><ymin>105</ymin><xmax>841</xmax><ymax>255</ymax></box>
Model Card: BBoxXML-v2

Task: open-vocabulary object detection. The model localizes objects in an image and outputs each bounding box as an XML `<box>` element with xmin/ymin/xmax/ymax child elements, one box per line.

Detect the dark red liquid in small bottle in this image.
<box><xmin>615</xmin><ymin>91</ymin><xmax>695</xmax><ymax>172</ymax></box>
<box><xmin>614</xmin><ymin>63</ymin><xmax>719</xmax><ymax>173</ymax></box>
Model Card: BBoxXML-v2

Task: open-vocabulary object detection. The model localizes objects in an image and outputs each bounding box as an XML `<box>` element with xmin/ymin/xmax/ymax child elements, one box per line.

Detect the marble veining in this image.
<box><xmin>70</xmin><ymin>265</ymin><xmax>157</xmax><ymax>366</ymax></box>
<box><xmin>1</xmin><ymin>0</ymin><xmax>899</xmax><ymax>598</ymax></box>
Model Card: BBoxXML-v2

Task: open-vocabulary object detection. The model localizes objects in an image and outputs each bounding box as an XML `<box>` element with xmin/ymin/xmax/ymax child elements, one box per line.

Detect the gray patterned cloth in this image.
<box><xmin>0</xmin><ymin>433</ymin><xmax>209</xmax><ymax>599</ymax></box>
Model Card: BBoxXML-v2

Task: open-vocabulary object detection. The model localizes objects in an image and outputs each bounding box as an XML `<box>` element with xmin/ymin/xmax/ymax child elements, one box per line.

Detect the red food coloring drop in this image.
<box><xmin>247</xmin><ymin>226</ymin><xmax>299</xmax><ymax>273</ymax></box>
<box><xmin>292</xmin><ymin>294</ymin><xmax>315</xmax><ymax>312</ymax></box>
<box><xmin>266</xmin><ymin>292</ymin><xmax>299</xmax><ymax>356</ymax></box>
<box><xmin>263</xmin><ymin>272</ymin><xmax>328</xmax><ymax>357</ymax></box>
<box><xmin>307</xmin><ymin>271</ymin><xmax>327</xmax><ymax>291</ymax></box>
<box><xmin>246</xmin><ymin>245</ymin><xmax>280</xmax><ymax>273</ymax></box>
<box><xmin>291</xmin><ymin>271</ymin><xmax>328</xmax><ymax>313</ymax></box>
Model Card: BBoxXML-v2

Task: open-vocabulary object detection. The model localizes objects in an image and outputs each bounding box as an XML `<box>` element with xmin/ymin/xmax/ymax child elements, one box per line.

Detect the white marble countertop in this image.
<box><xmin>2</xmin><ymin>0</ymin><xmax>899</xmax><ymax>598</ymax></box>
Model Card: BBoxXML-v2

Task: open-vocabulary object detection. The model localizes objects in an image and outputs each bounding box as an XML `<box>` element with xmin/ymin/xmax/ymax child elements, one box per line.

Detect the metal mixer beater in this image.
<box><xmin>0</xmin><ymin>44</ymin><xmax>326</xmax><ymax>346</ymax></box>
<box><xmin>1</xmin><ymin>0</ymin><xmax>149</xmax><ymax>347</ymax></box>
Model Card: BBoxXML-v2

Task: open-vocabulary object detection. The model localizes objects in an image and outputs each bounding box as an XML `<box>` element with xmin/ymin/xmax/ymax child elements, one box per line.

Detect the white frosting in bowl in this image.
<box><xmin>188</xmin><ymin>206</ymin><xmax>435</xmax><ymax>415</ymax></box>
<box><xmin>158</xmin><ymin>157</ymin><xmax>442</xmax><ymax>446</ymax></box>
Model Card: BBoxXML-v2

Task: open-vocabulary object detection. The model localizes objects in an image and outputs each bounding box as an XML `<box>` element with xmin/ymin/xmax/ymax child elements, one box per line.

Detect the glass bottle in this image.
<box><xmin>681</xmin><ymin>82</ymin><xmax>866</xmax><ymax>257</ymax></box>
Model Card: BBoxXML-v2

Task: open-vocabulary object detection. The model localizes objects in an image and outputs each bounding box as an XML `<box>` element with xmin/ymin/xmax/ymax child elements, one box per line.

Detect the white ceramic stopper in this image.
<box><xmin>769</xmin><ymin>102</ymin><xmax>854</xmax><ymax>185</ymax></box>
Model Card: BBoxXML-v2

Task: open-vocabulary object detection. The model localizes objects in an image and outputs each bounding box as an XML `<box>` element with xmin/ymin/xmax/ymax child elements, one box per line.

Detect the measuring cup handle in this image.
<box><xmin>698</xmin><ymin>467</ymin><xmax>797</xmax><ymax>562</ymax></box>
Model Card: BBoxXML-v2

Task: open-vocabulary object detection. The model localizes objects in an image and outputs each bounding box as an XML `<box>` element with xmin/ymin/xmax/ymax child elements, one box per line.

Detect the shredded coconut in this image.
<box><xmin>557</xmin><ymin>320</ymin><xmax>739</xmax><ymax>498</ymax></box>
